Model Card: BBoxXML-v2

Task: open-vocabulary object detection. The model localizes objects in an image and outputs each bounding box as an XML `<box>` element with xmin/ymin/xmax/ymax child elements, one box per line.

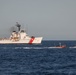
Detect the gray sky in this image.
<box><xmin>0</xmin><ymin>0</ymin><xmax>76</xmax><ymax>40</ymax></box>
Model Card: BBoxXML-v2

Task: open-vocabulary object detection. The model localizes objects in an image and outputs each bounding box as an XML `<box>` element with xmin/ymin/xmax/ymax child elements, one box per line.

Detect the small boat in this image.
<box><xmin>49</xmin><ymin>43</ymin><xmax>66</xmax><ymax>49</ymax></box>
<box><xmin>55</xmin><ymin>45</ymin><xmax>66</xmax><ymax>49</ymax></box>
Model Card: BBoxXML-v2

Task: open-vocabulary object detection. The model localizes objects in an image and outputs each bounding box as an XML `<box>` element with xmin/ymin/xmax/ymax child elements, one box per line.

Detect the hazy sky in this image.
<box><xmin>0</xmin><ymin>0</ymin><xmax>76</xmax><ymax>40</ymax></box>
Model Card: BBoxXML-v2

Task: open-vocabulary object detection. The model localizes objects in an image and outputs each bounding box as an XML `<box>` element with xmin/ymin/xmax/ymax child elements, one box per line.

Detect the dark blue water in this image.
<box><xmin>0</xmin><ymin>40</ymin><xmax>76</xmax><ymax>75</ymax></box>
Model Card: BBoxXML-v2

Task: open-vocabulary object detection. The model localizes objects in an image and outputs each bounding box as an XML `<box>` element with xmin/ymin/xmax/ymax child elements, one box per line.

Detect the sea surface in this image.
<box><xmin>0</xmin><ymin>40</ymin><xmax>76</xmax><ymax>75</ymax></box>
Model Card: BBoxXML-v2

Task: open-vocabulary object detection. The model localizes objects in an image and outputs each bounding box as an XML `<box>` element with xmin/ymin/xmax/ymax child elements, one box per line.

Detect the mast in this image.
<box><xmin>16</xmin><ymin>22</ymin><xmax>21</xmax><ymax>32</ymax></box>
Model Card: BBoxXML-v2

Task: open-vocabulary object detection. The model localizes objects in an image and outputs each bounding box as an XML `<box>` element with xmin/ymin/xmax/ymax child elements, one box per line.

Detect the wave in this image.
<box><xmin>15</xmin><ymin>47</ymin><xmax>50</xmax><ymax>49</ymax></box>
<box><xmin>69</xmin><ymin>47</ymin><xmax>76</xmax><ymax>49</ymax></box>
<box><xmin>0</xmin><ymin>47</ymin><xmax>54</xmax><ymax>50</ymax></box>
<box><xmin>0</xmin><ymin>46</ymin><xmax>68</xmax><ymax>50</ymax></box>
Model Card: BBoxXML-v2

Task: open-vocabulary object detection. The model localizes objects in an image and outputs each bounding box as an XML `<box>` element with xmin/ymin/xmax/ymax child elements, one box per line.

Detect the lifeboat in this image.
<box><xmin>49</xmin><ymin>43</ymin><xmax>66</xmax><ymax>49</ymax></box>
<box><xmin>55</xmin><ymin>45</ymin><xmax>66</xmax><ymax>49</ymax></box>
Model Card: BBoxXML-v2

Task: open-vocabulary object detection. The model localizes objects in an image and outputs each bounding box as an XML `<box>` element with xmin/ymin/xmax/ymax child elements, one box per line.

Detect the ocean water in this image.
<box><xmin>0</xmin><ymin>40</ymin><xmax>76</xmax><ymax>75</ymax></box>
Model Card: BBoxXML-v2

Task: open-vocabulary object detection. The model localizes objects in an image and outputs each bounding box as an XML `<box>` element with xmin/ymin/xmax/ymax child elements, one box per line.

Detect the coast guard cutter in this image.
<box><xmin>0</xmin><ymin>23</ymin><xmax>43</xmax><ymax>44</ymax></box>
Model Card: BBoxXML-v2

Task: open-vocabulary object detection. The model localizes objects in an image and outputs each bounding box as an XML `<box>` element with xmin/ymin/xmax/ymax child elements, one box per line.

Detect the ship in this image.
<box><xmin>49</xmin><ymin>43</ymin><xmax>66</xmax><ymax>49</ymax></box>
<box><xmin>0</xmin><ymin>22</ymin><xmax>43</xmax><ymax>44</ymax></box>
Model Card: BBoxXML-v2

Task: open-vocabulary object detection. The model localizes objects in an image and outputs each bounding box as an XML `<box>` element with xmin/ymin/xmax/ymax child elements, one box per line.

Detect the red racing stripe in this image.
<box><xmin>29</xmin><ymin>37</ymin><xmax>35</xmax><ymax>44</ymax></box>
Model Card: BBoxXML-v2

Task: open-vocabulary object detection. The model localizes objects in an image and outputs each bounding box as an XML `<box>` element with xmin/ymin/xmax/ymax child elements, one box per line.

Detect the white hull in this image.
<box><xmin>49</xmin><ymin>46</ymin><xmax>65</xmax><ymax>49</ymax></box>
<box><xmin>49</xmin><ymin>47</ymin><xmax>63</xmax><ymax>49</ymax></box>
<box><xmin>0</xmin><ymin>37</ymin><xmax>43</xmax><ymax>44</ymax></box>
